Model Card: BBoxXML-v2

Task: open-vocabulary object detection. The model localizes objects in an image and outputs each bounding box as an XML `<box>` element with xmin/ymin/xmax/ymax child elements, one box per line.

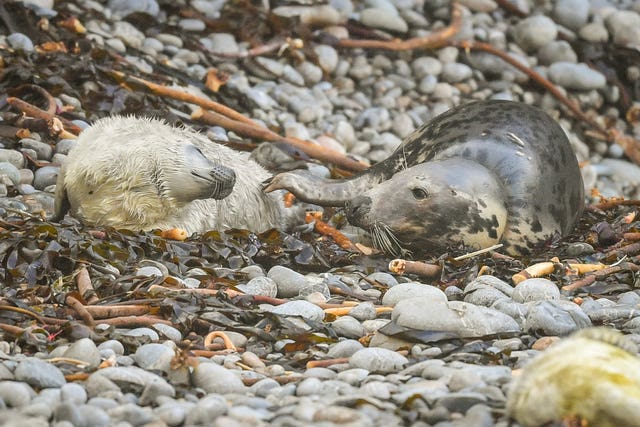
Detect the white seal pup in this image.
<box><xmin>507</xmin><ymin>327</ymin><xmax>640</xmax><ymax>427</ymax></box>
<box><xmin>53</xmin><ymin>116</ymin><xmax>295</xmax><ymax>234</ymax></box>
<box><xmin>265</xmin><ymin>100</ymin><xmax>585</xmax><ymax>256</ymax></box>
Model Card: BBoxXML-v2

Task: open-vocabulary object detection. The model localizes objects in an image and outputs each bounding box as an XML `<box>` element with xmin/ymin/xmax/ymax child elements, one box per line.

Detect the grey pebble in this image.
<box><xmin>349</xmin><ymin>347</ymin><xmax>408</xmax><ymax>373</ymax></box>
<box><xmin>267</xmin><ymin>265</ymin><xmax>309</xmax><ymax>298</ymax></box>
<box><xmin>133</xmin><ymin>343</ymin><xmax>175</xmax><ymax>372</ymax></box>
<box><xmin>237</xmin><ymin>276</ymin><xmax>277</xmax><ymax>298</ymax></box>
<box><xmin>512</xmin><ymin>15</ymin><xmax>557</xmax><ymax>52</ymax></box>
<box><xmin>524</xmin><ymin>300</ymin><xmax>591</xmax><ymax>335</ymax></box>
<box><xmin>0</xmin><ymin>149</ymin><xmax>26</xmax><ymax>168</ymax></box>
<box><xmin>512</xmin><ymin>278</ymin><xmax>560</xmax><ymax>303</ymax></box>
<box><xmin>154</xmin><ymin>401</ymin><xmax>190</xmax><ymax>426</ymax></box>
<box><xmin>21</xmin><ymin>402</ymin><xmax>53</xmax><ymax>419</ymax></box>
<box><xmin>412</xmin><ymin>56</ymin><xmax>443</xmax><ymax>78</ymax></box>
<box><xmin>537</xmin><ymin>41</ymin><xmax>577</xmax><ymax>65</ymax></box>
<box><xmin>606</xmin><ymin>10</ymin><xmax>640</xmax><ymax>47</ymax></box>
<box><xmin>33</xmin><ymin>165</ymin><xmax>59</xmax><ymax>190</ymax></box>
<box><xmin>15</xmin><ymin>358</ymin><xmax>66</xmax><ymax>388</ymax></box>
<box><xmin>364</xmin><ymin>272</ymin><xmax>398</xmax><ymax>288</ymax></box>
<box><xmin>152</xmin><ymin>323</ymin><xmax>182</xmax><ymax>342</ymax></box>
<box><xmin>19</xmin><ymin>168</ymin><xmax>34</xmax><ymax>185</ymax></box>
<box><xmin>548</xmin><ymin>62</ymin><xmax>606</xmax><ymax>90</ymax></box>
<box><xmin>192</xmin><ymin>362</ymin><xmax>246</xmax><ymax>394</ymax></box>
<box><xmin>205</xmin><ymin>33</ymin><xmax>239</xmax><ymax>54</ymax></box>
<box><xmin>392</xmin><ymin>297</ymin><xmax>521</xmax><ymax>337</ymax></box>
<box><xmin>265</xmin><ymin>300</ymin><xmax>325</xmax><ymax>322</ymax></box>
<box><xmin>0</xmin><ymin>381</ymin><xmax>34</xmax><ymax>407</ymax></box>
<box><xmin>7</xmin><ymin>33</ymin><xmax>34</xmax><ymax>52</ymax></box>
<box><xmin>179</xmin><ymin>18</ymin><xmax>205</xmax><ymax>32</ymax></box>
<box><xmin>0</xmin><ymin>162</ymin><xmax>20</xmax><ymax>185</ymax></box>
<box><xmin>314</xmin><ymin>45</ymin><xmax>339</xmax><ymax>73</ymax></box>
<box><xmin>107</xmin><ymin>403</ymin><xmax>154</xmax><ymax>426</ymax></box>
<box><xmin>62</xmin><ymin>338</ymin><xmax>101</xmax><ymax>369</ymax></box>
<box><xmin>553</xmin><ymin>0</ymin><xmax>589</xmax><ymax>31</ymax></box>
<box><xmin>184</xmin><ymin>394</ymin><xmax>228</xmax><ymax>425</ymax></box>
<box><xmin>436</xmin><ymin>391</ymin><xmax>488</xmax><ymax>413</ymax></box>
<box><xmin>336</xmin><ymin>368</ymin><xmax>369</xmax><ymax>385</ymax></box>
<box><xmin>122</xmin><ymin>327</ymin><xmax>159</xmax><ymax>341</ymax></box>
<box><xmin>359</xmin><ymin>8</ymin><xmax>408</xmax><ymax>33</ymax></box>
<box><xmin>441</xmin><ymin>62</ymin><xmax>473</xmax><ymax>83</ymax></box>
<box><xmin>111</xmin><ymin>21</ymin><xmax>145</xmax><ymax>49</ymax></box>
<box><xmin>331</xmin><ymin>316</ymin><xmax>365</xmax><ymax>338</ymax></box>
<box><xmin>108</xmin><ymin>0</ymin><xmax>160</xmax><ymax>17</ymax></box>
<box><xmin>92</xmin><ymin>366</ymin><xmax>169</xmax><ymax>391</ymax></box>
<box><xmin>249</xmin><ymin>378</ymin><xmax>281</xmax><ymax>397</ymax></box>
<box><xmin>60</xmin><ymin>382</ymin><xmax>87</xmax><ymax>404</ymax></box>
<box><xmin>579</xmin><ymin>22</ymin><xmax>609</xmax><ymax>43</ymax></box>
<box><xmin>84</xmin><ymin>373</ymin><xmax>120</xmax><ymax>398</ymax></box>
<box><xmin>298</xmin><ymin>61</ymin><xmax>323</xmax><ymax>85</ymax></box>
<box><xmin>98</xmin><ymin>340</ymin><xmax>125</xmax><ymax>355</ymax></box>
<box><xmin>349</xmin><ymin>302</ymin><xmax>377</xmax><ymax>321</ymax></box>
<box><xmin>20</xmin><ymin>139</ymin><xmax>52</xmax><ymax>160</ymax></box>
<box><xmin>382</xmin><ymin>282</ymin><xmax>447</xmax><ymax>306</ymax></box>
<box><xmin>327</xmin><ymin>339</ymin><xmax>365</xmax><ymax>358</ymax></box>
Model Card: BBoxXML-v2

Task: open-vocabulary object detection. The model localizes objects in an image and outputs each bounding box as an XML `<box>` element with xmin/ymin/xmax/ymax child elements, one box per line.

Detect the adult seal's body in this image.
<box><xmin>265</xmin><ymin>100</ymin><xmax>585</xmax><ymax>255</ymax></box>
<box><xmin>54</xmin><ymin>116</ymin><xmax>296</xmax><ymax>234</ymax></box>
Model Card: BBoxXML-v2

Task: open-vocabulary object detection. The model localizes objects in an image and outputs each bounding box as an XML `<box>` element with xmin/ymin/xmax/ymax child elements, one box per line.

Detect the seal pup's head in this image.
<box><xmin>345</xmin><ymin>159</ymin><xmax>508</xmax><ymax>256</ymax></box>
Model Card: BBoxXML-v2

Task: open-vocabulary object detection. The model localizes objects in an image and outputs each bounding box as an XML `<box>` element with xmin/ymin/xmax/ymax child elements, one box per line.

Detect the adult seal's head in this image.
<box><xmin>265</xmin><ymin>100</ymin><xmax>585</xmax><ymax>256</ymax></box>
<box><xmin>53</xmin><ymin>116</ymin><xmax>297</xmax><ymax>234</ymax></box>
<box><xmin>346</xmin><ymin>160</ymin><xmax>508</xmax><ymax>256</ymax></box>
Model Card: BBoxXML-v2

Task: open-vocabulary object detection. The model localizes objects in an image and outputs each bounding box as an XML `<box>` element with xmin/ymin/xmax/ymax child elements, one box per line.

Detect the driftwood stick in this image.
<box><xmin>6</xmin><ymin>97</ymin><xmax>82</xmax><ymax>135</ymax></box>
<box><xmin>333</xmin><ymin>3</ymin><xmax>463</xmax><ymax>50</ymax></box>
<box><xmin>76</xmin><ymin>267</ymin><xmax>99</xmax><ymax>304</ymax></box>
<box><xmin>192</xmin><ymin>108</ymin><xmax>368</xmax><ymax>172</ymax></box>
<box><xmin>66</xmin><ymin>296</ymin><xmax>95</xmax><ymax>326</ymax></box>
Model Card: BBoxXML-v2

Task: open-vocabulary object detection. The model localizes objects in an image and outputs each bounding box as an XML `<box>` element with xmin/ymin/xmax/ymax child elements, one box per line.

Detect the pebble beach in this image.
<box><xmin>1</xmin><ymin>0</ymin><xmax>640</xmax><ymax>426</ymax></box>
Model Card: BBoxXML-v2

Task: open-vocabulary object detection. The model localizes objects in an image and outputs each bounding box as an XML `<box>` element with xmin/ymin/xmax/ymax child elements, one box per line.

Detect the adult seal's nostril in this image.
<box><xmin>210</xmin><ymin>164</ymin><xmax>236</xmax><ymax>199</ymax></box>
<box><xmin>346</xmin><ymin>195</ymin><xmax>372</xmax><ymax>225</ymax></box>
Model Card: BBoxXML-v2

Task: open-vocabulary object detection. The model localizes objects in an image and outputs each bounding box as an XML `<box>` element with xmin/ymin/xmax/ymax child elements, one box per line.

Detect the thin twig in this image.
<box><xmin>388</xmin><ymin>259</ymin><xmax>441</xmax><ymax>277</ymax></box>
<box><xmin>0</xmin><ymin>305</ymin><xmax>47</xmax><ymax>324</ymax></box>
<box><xmin>66</xmin><ymin>296</ymin><xmax>95</xmax><ymax>326</ymax></box>
<box><xmin>562</xmin><ymin>262</ymin><xmax>639</xmax><ymax>291</ymax></box>
<box><xmin>12</xmin><ymin>84</ymin><xmax>57</xmax><ymax>115</ymax></box>
<box><xmin>453</xmin><ymin>244</ymin><xmax>504</xmax><ymax>261</ymax></box>
<box><xmin>333</xmin><ymin>3</ymin><xmax>463</xmax><ymax>50</ymax></box>
<box><xmin>95</xmin><ymin>315</ymin><xmax>172</xmax><ymax>326</ymax></box>
<box><xmin>305</xmin><ymin>211</ymin><xmax>360</xmax><ymax>252</ymax></box>
<box><xmin>76</xmin><ymin>267</ymin><xmax>99</xmax><ymax>304</ymax></box>
<box><xmin>6</xmin><ymin>97</ymin><xmax>82</xmax><ymax>135</ymax></box>
<box><xmin>192</xmin><ymin>108</ymin><xmax>368</xmax><ymax>172</ymax></box>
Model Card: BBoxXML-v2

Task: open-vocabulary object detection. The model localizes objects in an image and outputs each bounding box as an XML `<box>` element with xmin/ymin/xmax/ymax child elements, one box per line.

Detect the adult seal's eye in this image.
<box><xmin>411</xmin><ymin>188</ymin><xmax>429</xmax><ymax>199</ymax></box>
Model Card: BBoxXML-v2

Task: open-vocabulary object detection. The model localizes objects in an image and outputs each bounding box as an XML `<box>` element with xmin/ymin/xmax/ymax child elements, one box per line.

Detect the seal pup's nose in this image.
<box><xmin>210</xmin><ymin>165</ymin><xmax>236</xmax><ymax>199</ymax></box>
<box><xmin>346</xmin><ymin>195</ymin><xmax>372</xmax><ymax>226</ymax></box>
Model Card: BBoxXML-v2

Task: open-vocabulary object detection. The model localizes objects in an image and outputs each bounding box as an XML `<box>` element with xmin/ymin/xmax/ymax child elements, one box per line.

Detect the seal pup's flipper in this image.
<box><xmin>51</xmin><ymin>164</ymin><xmax>70</xmax><ymax>222</ymax></box>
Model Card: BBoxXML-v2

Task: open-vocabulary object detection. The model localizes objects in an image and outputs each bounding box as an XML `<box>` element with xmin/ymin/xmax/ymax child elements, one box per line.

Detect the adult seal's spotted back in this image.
<box><xmin>265</xmin><ymin>100</ymin><xmax>585</xmax><ymax>256</ymax></box>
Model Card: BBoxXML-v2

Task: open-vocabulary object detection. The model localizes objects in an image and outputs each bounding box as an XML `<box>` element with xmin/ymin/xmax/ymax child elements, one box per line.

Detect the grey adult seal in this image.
<box><xmin>265</xmin><ymin>100</ymin><xmax>585</xmax><ymax>255</ymax></box>
<box><xmin>53</xmin><ymin>116</ymin><xmax>298</xmax><ymax>234</ymax></box>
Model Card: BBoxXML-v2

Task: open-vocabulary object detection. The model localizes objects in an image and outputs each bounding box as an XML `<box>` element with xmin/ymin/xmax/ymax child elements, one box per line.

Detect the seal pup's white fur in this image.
<box><xmin>54</xmin><ymin>116</ymin><xmax>297</xmax><ymax>234</ymax></box>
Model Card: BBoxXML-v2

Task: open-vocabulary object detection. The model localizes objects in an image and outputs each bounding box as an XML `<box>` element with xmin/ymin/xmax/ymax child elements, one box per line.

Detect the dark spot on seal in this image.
<box><xmin>531</xmin><ymin>218</ymin><xmax>542</xmax><ymax>233</ymax></box>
